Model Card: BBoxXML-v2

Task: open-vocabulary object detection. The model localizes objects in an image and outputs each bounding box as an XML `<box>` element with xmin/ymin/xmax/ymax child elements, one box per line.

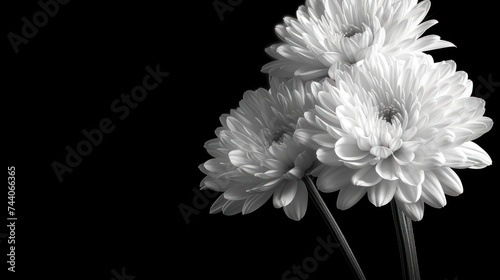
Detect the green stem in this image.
<box><xmin>303</xmin><ymin>176</ymin><xmax>366</xmax><ymax>280</ymax></box>
<box><xmin>391</xmin><ymin>200</ymin><xmax>420</xmax><ymax>280</ymax></box>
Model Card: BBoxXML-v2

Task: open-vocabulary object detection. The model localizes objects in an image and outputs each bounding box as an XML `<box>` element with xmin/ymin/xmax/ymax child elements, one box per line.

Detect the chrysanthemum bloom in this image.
<box><xmin>263</xmin><ymin>0</ymin><xmax>454</xmax><ymax>81</ymax></box>
<box><xmin>296</xmin><ymin>54</ymin><xmax>492</xmax><ymax>220</ymax></box>
<box><xmin>199</xmin><ymin>78</ymin><xmax>318</xmax><ymax>220</ymax></box>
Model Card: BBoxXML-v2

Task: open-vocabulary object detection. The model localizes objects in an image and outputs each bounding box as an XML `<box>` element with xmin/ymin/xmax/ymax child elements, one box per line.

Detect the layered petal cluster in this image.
<box><xmin>297</xmin><ymin>54</ymin><xmax>492</xmax><ymax>220</ymax></box>
<box><xmin>199</xmin><ymin>78</ymin><xmax>318</xmax><ymax>220</ymax></box>
<box><xmin>263</xmin><ymin>0</ymin><xmax>454</xmax><ymax>81</ymax></box>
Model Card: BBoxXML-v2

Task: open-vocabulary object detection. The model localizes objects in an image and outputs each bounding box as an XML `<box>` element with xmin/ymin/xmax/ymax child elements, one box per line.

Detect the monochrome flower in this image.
<box><xmin>296</xmin><ymin>54</ymin><xmax>492</xmax><ymax>220</ymax></box>
<box><xmin>199</xmin><ymin>78</ymin><xmax>317</xmax><ymax>220</ymax></box>
<box><xmin>263</xmin><ymin>0</ymin><xmax>454</xmax><ymax>81</ymax></box>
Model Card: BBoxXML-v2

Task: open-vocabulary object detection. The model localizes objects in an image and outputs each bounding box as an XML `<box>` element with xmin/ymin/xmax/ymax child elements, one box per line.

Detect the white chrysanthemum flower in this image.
<box><xmin>296</xmin><ymin>54</ymin><xmax>492</xmax><ymax>221</ymax></box>
<box><xmin>199</xmin><ymin>78</ymin><xmax>318</xmax><ymax>221</ymax></box>
<box><xmin>263</xmin><ymin>0</ymin><xmax>454</xmax><ymax>81</ymax></box>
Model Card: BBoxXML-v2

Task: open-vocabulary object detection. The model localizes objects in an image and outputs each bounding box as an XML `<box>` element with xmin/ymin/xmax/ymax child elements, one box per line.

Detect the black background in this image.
<box><xmin>3</xmin><ymin>0</ymin><xmax>499</xmax><ymax>279</ymax></box>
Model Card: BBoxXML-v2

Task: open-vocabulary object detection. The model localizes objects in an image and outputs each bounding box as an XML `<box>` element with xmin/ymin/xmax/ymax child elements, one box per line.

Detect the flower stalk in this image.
<box><xmin>391</xmin><ymin>200</ymin><xmax>421</xmax><ymax>280</ymax></box>
<box><xmin>303</xmin><ymin>175</ymin><xmax>366</xmax><ymax>280</ymax></box>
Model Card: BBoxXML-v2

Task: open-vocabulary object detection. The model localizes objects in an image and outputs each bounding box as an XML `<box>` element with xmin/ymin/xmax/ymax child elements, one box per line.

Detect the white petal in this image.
<box><xmin>414</xmin><ymin>127</ymin><xmax>439</xmax><ymax>142</ymax></box>
<box><xmin>335</xmin><ymin>136</ymin><xmax>370</xmax><ymax>160</ymax></box>
<box><xmin>368</xmin><ymin>180</ymin><xmax>398</xmax><ymax>207</ymax></box>
<box><xmin>401</xmin><ymin>140</ymin><xmax>423</xmax><ymax>154</ymax></box>
<box><xmin>248</xmin><ymin>178</ymin><xmax>282</xmax><ymax>193</ymax></box>
<box><xmin>239</xmin><ymin>164</ymin><xmax>266</xmax><ymax>175</ymax></box>
<box><xmin>402</xmin><ymin>126</ymin><xmax>418</xmax><ymax>141</ymax></box>
<box><xmin>337</xmin><ymin>185</ymin><xmax>367</xmax><ymax>210</ymax></box>
<box><xmin>229</xmin><ymin>150</ymin><xmax>252</xmax><ymax>166</ymax></box>
<box><xmin>352</xmin><ymin>166</ymin><xmax>382</xmax><ymax>187</ymax></box>
<box><xmin>283</xmin><ymin>181</ymin><xmax>308</xmax><ymax>221</ymax></box>
<box><xmin>317</xmin><ymin>147</ymin><xmax>343</xmax><ymax>166</ymax></box>
<box><xmin>272</xmin><ymin>185</ymin><xmax>285</xmax><ymax>208</ymax></box>
<box><xmin>210</xmin><ymin>194</ymin><xmax>227</xmax><ymax>214</ymax></box>
<box><xmin>389</xmin><ymin>138</ymin><xmax>403</xmax><ymax>152</ymax></box>
<box><xmin>312</xmin><ymin>133</ymin><xmax>337</xmax><ymax>148</ymax></box>
<box><xmin>412</xmin><ymin>35</ymin><xmax>455</xmax><ymax>52</ymax></box>
<box><xmin>295</xmin><ymin>67</ymin><xmax>329</xmax><ymax>80</ymax></box>
<box><xmin>340</xmin><ymin>117</ymin><xmax>357</xmax><ymax>134</ymax></box>
<box><xmin>343</xmin><ymin>155</ymin><xmax>374</xmax><ymax>169</ymax></box>
<box><xmin>397</xmin><ymin>200</ymin><xmax>425</xmax><ymax>221</ymax></box>
<box><xmin>442</xmin><ymin>147</ymin><xmax>467</xmax><ymax>168</ymax></box>
<box><xmin>242</xmin><ymin>191</ymin><xmax>274</xmax><ymax>215</ymax></box>
<box><xmin>316</xmin><ymin>105</ymin><xmax>340</xmax><ymax>125</ymax></box>
<box><xmin>450</xmin><ymin>128</ymin><xmax>473</xmax><ymax>146</ymax></box>
<box><xmin>376</xmin><ymin>157</ymin><xmax>401</xmax><ymax>180</ymax></box>
<box><xmin>412</xmin><ymin>149</ymin><xmax>445</xmax><ymax>169</ymax></box>
<box><xmin>434</xmin><ymin>129</ymin><xmax>456</xmax><ymax>148</ymax></box>
<box><xmin>262</xmin><ymin>159</ymin><xmax>289</xmax><ymax>171</ymax></box>
<box><xmin>224</xmin><ymin>186</ymin><xmax>251</xmax><ymax>200</ymax></box>
<box><xmin>204</xmin><ymin>158</ymin><xmax>227</xmax><ymax>173</ymax></box>
<box><xmin>399</xmin><ymin>166</ymin><xmax>425</xmax><ymax>186</ymax></box>
<box><xmin>295</xmin><ymin>118</ymin><xmax>324</xmax><ymax>150</ymax></box>
<box><xmin>285</xmin><ymin>167</ymin><xmax>306</xmax><ymax>180</ymax></box>
<box><xmin>468</xmin><ymin>117</ymin><xmax>493</xmax><ymax>141</ymax></box>
<box><xmin>370</xmin><ymin>146</ymin><xmax>393</xmax><ymax>159</ymax></box>
<box><xmin>204</xmin><ymin>138</ymin><xmax>224</xmax><ymax>158</ymax></box>
<box><xmin>222</xmin><ymin>200</ymin><xmax>245</xmax><ymax>216</ymax></box>
<box><xmin>306</xmin><ymin>0</ymin><xmax>326</xmax><ymax>17</ymax></box>
<box><xmin>356</xmin><ymin>135</ymin><xmax>372</xmax><ymax>151</ymax></box>
<box><xmin>393</xmin><ymin>149</ymin><xmax>415</xmax><ymax>165</ymax></box>
<box><xmin>273</xmin><ymin>180</ymin><xmax>299</xmax><ymax>208</ymax></box>
<box><xmin>317</xmin><ymin>166</ymin><xmax>355</xmax><ymax>193</ymax></box>
<box><xmin>255</xmin><ymin>170</ymin><xmax>285</xmax><ymax>180</ymax></box>
<box><xmin>294</xmin><ymin>151</ymin><xmax>315</xmax><ymax>172</ymax></box>
<box><xmin>200</xmin><ymin>176</ymin><xmax>229</xmax><ymax>192</ymax></box>
<box><xmin>319</xmin><ymin>51</ymin><xmax>349</xmax><ymax>65</ymax></box>
<box><xmin>225</xmin><ymin>116</ymin><xmax>247</xmax><ymax>135</ymax></box>
<box><xmin>433</xmin><ymin>167</ymin><xmax>463</xmax><ymax>196</ymax></box>
<box><xmin>421</xmin><ymin>171</ymin><xmax>446</xmax><ymax>208</ymax></box>
<box><xmin>460</xmin><ymin>141</ymin><xmax>492</xmax><ymax>169</ymax></box>
<box><xmin>395</xmin><ymin>181</ymin><xmax>422</xmax><ymax>204</ymax></box>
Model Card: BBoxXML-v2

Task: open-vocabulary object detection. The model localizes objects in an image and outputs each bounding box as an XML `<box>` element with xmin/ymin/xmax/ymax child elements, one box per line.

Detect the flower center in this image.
<box><xmin>342</xmin><ymin>26</ymin><xmax>362</xmax><ymax>38</ymax></box>
<box><xmin>272</xmin><ymin>130</ymin><xmax>288</xmax><ymax>144</ymax></box>
<box><xmin>269</xmin><ymin>125</ymin><xmax>293</xmax><ymax>145</ymax></box>
<box><xmin>379</xmin><ymin>103</ymin><xmax>399</xmax><ymax>124</ymax></box>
